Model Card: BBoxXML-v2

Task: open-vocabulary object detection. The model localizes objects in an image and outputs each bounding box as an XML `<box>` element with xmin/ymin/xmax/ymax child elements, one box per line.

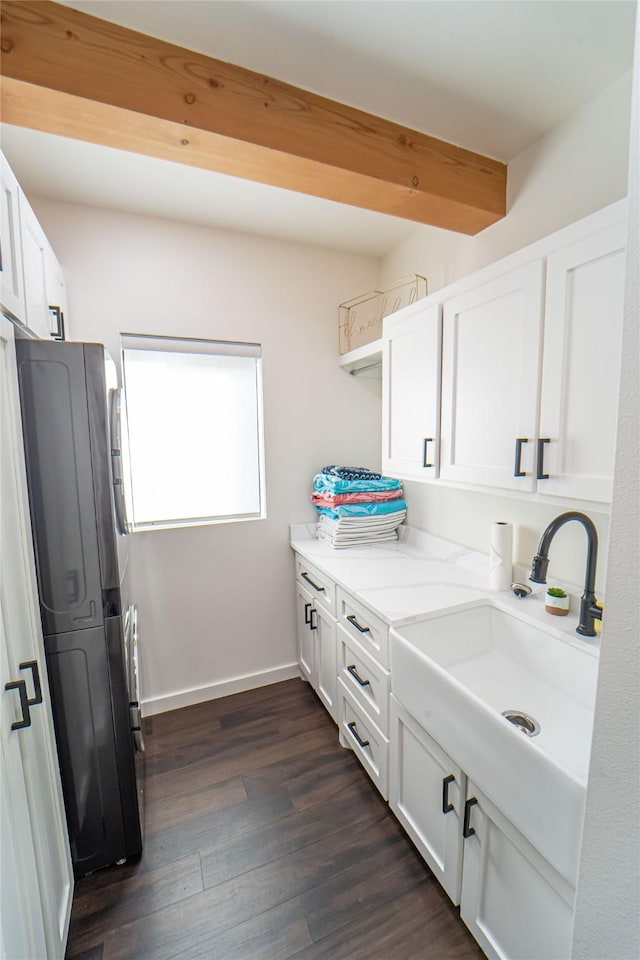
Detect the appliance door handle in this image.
<box><xmin>5</xmin><ymin>680</ymin><xmax>32</xmax><ymax>731</ymax></box>
<box><xmin>19</xmin><ymin>660</ymin><xmax>43</xmax><ymax>706</ymax></box>
<box><xmin>110</xmin><ymin>389</ymin><xmax>131</xmax><ymax>535</ymax></box>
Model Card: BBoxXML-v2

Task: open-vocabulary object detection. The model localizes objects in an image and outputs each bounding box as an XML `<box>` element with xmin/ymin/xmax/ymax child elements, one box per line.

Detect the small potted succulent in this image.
<box><xmin>545</xmin><ymin>586</ymin><xmax>570</xmax><ymax>616</ymax></box>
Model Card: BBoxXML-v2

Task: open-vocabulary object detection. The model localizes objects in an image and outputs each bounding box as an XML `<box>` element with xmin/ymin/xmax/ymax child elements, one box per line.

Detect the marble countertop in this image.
<box><xmin>290</xmin><ymin>523</ymin><xmax>600</xmax><ymax>657</ymax></box>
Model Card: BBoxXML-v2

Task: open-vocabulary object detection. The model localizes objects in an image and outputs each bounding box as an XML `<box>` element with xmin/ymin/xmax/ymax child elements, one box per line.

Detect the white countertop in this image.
<box><xmin>290</xmin><ymin>523</ymin><xmax>600</xmax><ymax>657</ymax></box>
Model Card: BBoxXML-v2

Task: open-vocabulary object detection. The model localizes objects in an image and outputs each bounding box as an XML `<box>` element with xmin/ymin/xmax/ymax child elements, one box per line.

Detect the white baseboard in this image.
<box><xmin>141</xmin><ymin>662</ymin><xmax>301</xmax><ymax>717</ymax></box>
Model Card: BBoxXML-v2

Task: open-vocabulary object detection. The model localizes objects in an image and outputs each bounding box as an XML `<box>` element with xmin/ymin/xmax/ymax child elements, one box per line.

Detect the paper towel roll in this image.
<box><xmin>490</xmin><ymin>521</ymin><xmax>513</xmax><ymax>591</ymax></box>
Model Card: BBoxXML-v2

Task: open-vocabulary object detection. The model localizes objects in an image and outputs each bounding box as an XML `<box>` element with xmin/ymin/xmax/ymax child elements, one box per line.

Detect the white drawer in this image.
<box><xmin>295</xmin><ymin>555</ymin><xmax>336</xmax><ymax>616</ymax></box>
<box><xmin>336</xmin><ymin>587</ymin><xmax>389</xmax><ymax>668</ymax></box>
<box><xmin>338</xmin><ymin>624</ymin><xmax>390</xmax><ymax>736</ymax></box>
<box><xmin>338</xmin><ymin>678</ymin><xmax>389</xmax><ymax>800</ymax></box>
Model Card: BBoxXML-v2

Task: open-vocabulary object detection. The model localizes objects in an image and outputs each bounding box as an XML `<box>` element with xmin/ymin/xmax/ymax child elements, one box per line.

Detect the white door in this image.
<box><xmin>538</xmin><ymin>222</ymin><xmax>627</xmax><ymax>502</ymax></box>
<box><xmin>313</xmin><ymin>602</ymin><xmax>337</xmax><ymax>721</ymax></box>
<box><xmin>389</xmin><ymin>697</ymin><xmax>465</xmax><ymax>904</ymax></box>
<box><xmin>295</xmin><ymin>581</ymin><xmax>314</xmax><ymax>684</ymax></box>
<box><xmin>0</xmin><ymin>155</ymin><xmax>26</xmax><ymax>324</ymax></box>
<box><xmin>382</xmin><ymin>302</ymin><xmax>442</xmax><ymax>479</ymax></box>
<box><xmin>460</xmin><ymin>781</ymin><xmax>574</xmax><ymax>960</ymax></box>
<box><xmin>0</xmin><ymin>316</ymin><xmax>73</xmax><ymax>960</ymax></box>
<box><xmin>18</xmin><ymin>192</ymin><xmax>50</xmax><ymax>339</ymax></box>
<box><xmin>440</xmin><ymin>262</ymin><xmax>545</xmax><ymax>491</ymax></box>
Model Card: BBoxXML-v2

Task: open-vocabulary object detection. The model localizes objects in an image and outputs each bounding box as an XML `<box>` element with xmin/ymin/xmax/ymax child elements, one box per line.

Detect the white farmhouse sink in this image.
<box><xmin>390</xmin><ymin>603</ymin><xmax>599</xmax><ymax>885</ymax></box>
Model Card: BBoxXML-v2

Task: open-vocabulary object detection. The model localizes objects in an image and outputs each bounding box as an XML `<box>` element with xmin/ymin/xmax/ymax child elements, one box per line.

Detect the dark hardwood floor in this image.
<box><xmin>65</xmin><ymin>679</ymin><xmax>484</xmax><ymax>960</ymax></box>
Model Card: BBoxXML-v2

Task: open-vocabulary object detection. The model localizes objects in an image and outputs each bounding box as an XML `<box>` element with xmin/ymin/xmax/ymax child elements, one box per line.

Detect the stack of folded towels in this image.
<box><xmin>311</xmin><ymin>465</ymin><xmax>406</xmax><ymax>548</ymax></box>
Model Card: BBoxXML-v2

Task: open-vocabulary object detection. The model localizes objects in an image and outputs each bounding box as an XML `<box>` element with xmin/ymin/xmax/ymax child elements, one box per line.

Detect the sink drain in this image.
<box><xmin>501</xmin><ymin>710</ymin><xmax>540</xmax><ymax>737</ymax></box>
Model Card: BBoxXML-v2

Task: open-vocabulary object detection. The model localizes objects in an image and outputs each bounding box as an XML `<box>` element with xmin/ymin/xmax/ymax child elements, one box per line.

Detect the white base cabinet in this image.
<box><xmin>388</xmin><ymin>695</ymin><xmax>575</xmax><ymax>960</ymax></box>
<box><xmin>460</xmin><ymin>781</ymin><xmax>575</xmax><ymax>960</ymax></box>
<box><xmin>294</xmin><ymin>559</ymin><xmax>337</xmax><ymax>721</ymax></box>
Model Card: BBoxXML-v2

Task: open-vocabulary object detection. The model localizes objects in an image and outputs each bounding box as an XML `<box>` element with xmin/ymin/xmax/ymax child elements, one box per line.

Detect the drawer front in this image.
<box><xmin>337</xmin><ymin>587</ymin><xmax>388</xmax><ymax>669</ymax></box>
<box><xmin>338</xmin><ymin>624</ymin><xmax>390</xmax><ymax>736</ymax></box>
<box><xmin>338</xmin><ymin>679</ymin><xmax>388</xmax><ymax>800</ymax></box>
<box><xmin>295</xmin><ymin>555</ymin><xmax>336</xmax><ymax>616</ymax></box>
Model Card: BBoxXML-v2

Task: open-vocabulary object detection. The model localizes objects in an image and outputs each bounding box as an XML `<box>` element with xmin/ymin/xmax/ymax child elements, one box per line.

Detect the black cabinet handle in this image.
<box><xmin>19</xmin><ymin>660</ymin><xmax>43</xmax><ymax>706</ymax></box>
<box><xmin>442</xmin><ymin>774</ymin><xmax>455</xmax><ymax>814</ymax></box>
<box><xmin>513</xmin><ymin>438</ymin><xmax>528</xmax><ymax>477</ymax></box>
<box><xmin>48</xmin><ymin>304</ymin><xmax>65</xmax><ymax>340</ymax></box>
<box><xmin>309</xmin><ymin>607</ymin><xmax>318</xmax><ymax>631</ymax></box>
<box><xmin>301</xmin><ymin>572</ymin><xmax>325</xmax><ymax>593</ymax></box>
<box><xmin>536</xmin><ymin>438</ymin><xmax>551</xmax><ymax>480</ymax></box>
<box><xmin>463</xmin><ymin>797</ymin><xmax>478</xmax><ymax>839</ymax></box>
<box><xmin>346</xmin><ymin>614</ymin><xmax>370</xmax><ymax>634</ymax></box>
<box><xmin>5</xmin><ymin>680</ymin><xmax>32</xmax><ymax>731</ymax></box>
<box><xmin>346</xmin><ymin>664</ymin><xmax>370</xmax><ymax>687</ymax></box>
<box><xmin>304</xmin><ymin>602</ymin><xmax>311</xmax><ymax>626</ymax></box>
<box><xmin>423</xmin><ymin>437</ymin><xmax>434</xmax><ymax>468</ymax></box>
<box><xmin>347</xmin><ymin>720</ymin><xmax>370</xmax><ymax>749</ymax></box>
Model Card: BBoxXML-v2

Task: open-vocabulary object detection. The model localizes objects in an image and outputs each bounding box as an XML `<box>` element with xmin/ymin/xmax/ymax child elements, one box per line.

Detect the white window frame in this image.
<box><xmin>120</xmin><ymin>333</ymin><xmax>266</xmax><ymax>531</ymax></box>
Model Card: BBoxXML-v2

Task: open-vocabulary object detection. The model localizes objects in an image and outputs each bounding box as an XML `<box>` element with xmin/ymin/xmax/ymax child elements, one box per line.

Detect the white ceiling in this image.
<box><xmin>1</xmin><ymin>0</ymin><xmax>635</xmax><ymax>256</ymax></box>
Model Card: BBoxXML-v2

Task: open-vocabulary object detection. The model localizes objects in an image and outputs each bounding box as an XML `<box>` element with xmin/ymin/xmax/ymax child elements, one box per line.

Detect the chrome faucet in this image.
<box><xmin>530</xmin><ymin>511</ymin><xmax>603</xmax><ymax>637</ymax></box>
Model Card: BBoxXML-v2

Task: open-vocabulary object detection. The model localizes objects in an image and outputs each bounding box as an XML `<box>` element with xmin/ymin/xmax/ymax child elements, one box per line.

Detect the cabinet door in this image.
<box><xmin>538</xmin><ymin>222</ymin><xmax>627</xmax><ymax>502</ymax></box>
<box><xmin>18</xmin><ymin>192</ymin><xmax>50</xmax><ymax>339</ymax></box>
<box><xmin>45</xmin><ymin>246</ymin><xmax>67</xmax><ymax>340</ymax></box>
<box><xmin>313</xmin><ymin>602</ymin><xmax>337</xmax><ymax>721</ymax></box>
<box><xmin>0</xmin><ymin>316</ymin><xmax>73</xmax><ymax>958</ymax></box>
<box><xmin>382</xmin><ymin>303</ymin><xmax>442</xmax><ymax>479</ymax></box>
<box><xmin>389</xmin><ymin>697</ymin><xmax>464</xmax><ymax>904</ymax></box>
<box><xmin>460</xmin><ymin>781</ymin><xmax>574</xmax><ymax>960</ymax></box>
<box><xmin>295</xmin><ymin>581</ymin><xmax>314</xmax><ymax>685</ymax></box>
<box><xmin>440</xmin><ymin>262</ymin><xmax>545</xmax><ymax>491</ymax></box>
<box><xmin>0</xmin><ymin>154</ymin><xmax>26</xmax><ymax>323</ymax></box>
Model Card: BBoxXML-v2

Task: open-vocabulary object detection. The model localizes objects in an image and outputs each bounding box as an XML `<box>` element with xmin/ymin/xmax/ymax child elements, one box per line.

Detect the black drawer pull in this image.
<box><xmin>536</xmin><ymin>438</ymin><xmax>551</xmax><ymax>480</ymax></box>
<box><xmin>513</xmin><ymin>438</ymin><xmax>528</xmax><ymax>477</ymax></box>
<box><xmin>463</xmin><ymin>797</ymin><xmax>478</xmax><ymax>839</ymax></box>
<box><xmin>5</xmin><ymin>680</ymin><xmax>32</xmax><ymax>731</ymax></box>
<box><xmin>347</xmin><ymin>664</ymin><xmax>370</xmax><ymax>687</ymax></box>
<box><xmin>442</xmin><ymin>774</ymin><xmax>455</xmax><ymax>814</ymax></box>
<box><xmin>346</xmin><ymin>614</ymin><xmax>370</xmax><ymax>634</ymax></box>
<box><xmin>19</xmin><ymin>660</ymin><xmax>43</xmax><ymax>706</ymax></box>
<box><xmin>423</xmin><ymin>437</ymin><xmax>434</xmax><ymax>468</ymax></box>
<box><xmin>304</xmin><ymin>602</ymin><xmax>311</xmax><ymax>625</ymax></box>
<box><xmin>301</xmin><ymin>571</ymin><xmax>325</xmax><ymax>593</ymax></box>
<box><xmin>347</xmin><ymin>720</ymin><xmax>370</xmax><ymax>749</ymax></box>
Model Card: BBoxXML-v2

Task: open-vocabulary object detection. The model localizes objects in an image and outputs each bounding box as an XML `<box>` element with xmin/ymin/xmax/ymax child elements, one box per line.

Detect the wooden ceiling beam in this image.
<box><xmin>0</xmin><ymin>0</ymin><xmax>507</xmax><ymax>234</ymax></box>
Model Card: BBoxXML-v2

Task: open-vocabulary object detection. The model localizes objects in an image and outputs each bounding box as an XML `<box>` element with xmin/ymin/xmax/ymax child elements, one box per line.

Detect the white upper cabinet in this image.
<box><xmin>537</xmin><ymin>222</ymin><xmax>627</xmax><ymax>502</ymax></box>
<box><xmin>440</xmin><ymin>262</ymin><xmax>545</xmax><ymax>492</ymax></box>
<box><xmin>382</xmin><ymin>302</ymin><xmax>442</xmax><ymax>479</ymax></box>
<box><xmin>18</xmin><ymin>191</ymin><xmax>51</xmax><ymax>340</ymax></box>
<box><xmin>0</xmin><ymin>155</ymin><xmax>26</xmax><ymax>323</ymax></box>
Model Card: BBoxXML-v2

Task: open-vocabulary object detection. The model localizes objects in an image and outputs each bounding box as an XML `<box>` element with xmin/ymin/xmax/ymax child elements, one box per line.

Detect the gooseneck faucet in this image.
<box><xmin>530</xmin><ymin>511</ymin><xmax>603</xmax><ymax>637</ymax></box>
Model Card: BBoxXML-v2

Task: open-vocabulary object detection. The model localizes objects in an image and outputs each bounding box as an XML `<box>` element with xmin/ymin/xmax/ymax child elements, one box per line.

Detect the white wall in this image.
<box><xmin>32</xmin><ymin>199</ymin><xmax>381</xmax><ymax>714</ymax></box>
<box><xmin>378</xmin><ymin>71</ymin><xmax>633</xmax><ymax>589</ymax></box>
<box><xmin>572</xmin><ymin>12</ymin><xmax>640</xmax><ymax>956</ymax></box>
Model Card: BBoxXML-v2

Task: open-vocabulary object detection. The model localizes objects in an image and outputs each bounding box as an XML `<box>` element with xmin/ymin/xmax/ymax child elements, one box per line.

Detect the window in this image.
<box><xmin>121</xmin><ymin>334</ymin><xmax>265</xmax><ymax>530</ymax></box>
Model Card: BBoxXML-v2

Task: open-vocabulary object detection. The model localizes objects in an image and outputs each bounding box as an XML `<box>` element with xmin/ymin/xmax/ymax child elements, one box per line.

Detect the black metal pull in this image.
<box><xmin>442</xmin><ymin>774</ymin><xmax>455</xmax><ymax>814</ymax></box>
<box><xmin>301</xmin><ymin>572</ymin><xmax>325</xmax><ymax>593</ymax></box>
<box><xmin>463</xmin><ymin>797</ymin><xmax>478</xmax><ymax>838</ymax></box>
<box><xmin>309</xmin><ymin>607</ymin><xmax>318</xmax><ymax>631</ymax></box>
<box><xmin>346</xmin><ymin>614</ymin><xmax>370</xmax><ymax>634</ymax></box>
<box><xmin>347</xmin><ymin>664</ymin><xmax>370</xmax><ymax>687</ymax></box>
<box><xmin>514</xmin><ymin>438</ymin><xmax>528</xmax><ymax>477</ymax></box>
<box><xmin>423</xmin><ymin>437</ymin><xmax>434</xmax><ymax>468</ymax></box>
<box><xmin>536</xmin><ymin>438</ymin><xmax>551</xmax><ymax>480</ymax></box>
<box><xmin>48</xmin><ymin>305</ymin><xmax>65</xmax><ymax>340</ymax></box>
<box><xmin>347</xmin><ymin>720</ymin><xmax>370</xmax><ymax>748</ymax></box>
<box><xmin>5</xmin><ymin>680</ymin><xmax>32</xmax><ymax>731</ymax></box>
<box><xmin>304</xmin><ymin>602</ymin><xmax>311</xmax><ymax>625</ymax></box>
<box><xmin>19</xmin><ymin>660</ymin><xmax>43</xmax><ymax>706</ymax></box>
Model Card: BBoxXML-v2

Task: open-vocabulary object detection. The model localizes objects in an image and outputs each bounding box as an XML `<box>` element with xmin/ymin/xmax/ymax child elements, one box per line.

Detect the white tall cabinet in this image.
<box><xmin>0</xmin><ymin>316</ymin><xmax>73</xmax><ymax>960</ymax></box>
